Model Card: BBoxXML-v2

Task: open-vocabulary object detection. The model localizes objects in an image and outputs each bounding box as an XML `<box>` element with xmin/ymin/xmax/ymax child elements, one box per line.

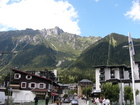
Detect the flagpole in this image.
<box><xmin>128</xmin><ymin>32</ymin><xmax>136</xmax><ymax>105</ymax></box>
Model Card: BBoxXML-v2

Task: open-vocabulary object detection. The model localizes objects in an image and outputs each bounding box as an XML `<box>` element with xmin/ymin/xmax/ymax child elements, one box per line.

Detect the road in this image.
<box><xmin>49</xmin><ymin>98</ymin><xmax>88</xmax><ymax>105</ymax></box>
<box><xmin>63</xmin><ymin>98</ymin><xmax>87</xmax><ymax>105</ymax></box>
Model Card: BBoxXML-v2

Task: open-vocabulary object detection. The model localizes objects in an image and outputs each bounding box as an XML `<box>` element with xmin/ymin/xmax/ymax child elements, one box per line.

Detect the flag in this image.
<box><xmin>128</xmin><ymin>32</ymin><xmax>135</xmax><ymax>56</ymax></box>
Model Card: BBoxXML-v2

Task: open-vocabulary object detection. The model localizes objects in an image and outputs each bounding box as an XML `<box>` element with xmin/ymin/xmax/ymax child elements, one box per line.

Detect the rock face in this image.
<box><xmin>41</xmin><ymin>26</ymin><xmax>64</xmax><ymax>36</ymax></box>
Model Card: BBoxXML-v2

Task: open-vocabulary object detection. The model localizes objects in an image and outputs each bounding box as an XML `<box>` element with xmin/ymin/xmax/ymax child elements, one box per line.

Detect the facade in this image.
<box><xmin>60</xmin><ymin>84</ymin><xmax>70</xmax><ymax>97</ymax></box>
<box><xmin>5</xmin><ymin>68</ymin><xmax>60</xmax><ymax>103</ymax></box>
<box><xmin>77</xmin><ymin>79</ymin><xmax>93</xmax><ymax>96</ymax></box>
<box><xmin>70</xmin><ymin>83</ymin><xmax>77</xmax><ymax>90</ymax></box>
<box><xmin>94</xmin><ymin>62</ymin><xmax>140</xmax><ymax>104</ymax></box>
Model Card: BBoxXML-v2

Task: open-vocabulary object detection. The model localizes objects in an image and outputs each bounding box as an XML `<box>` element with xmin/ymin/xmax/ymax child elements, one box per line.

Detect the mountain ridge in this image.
<box><xmin>0</xmin><ymin>27</ymin><xmax>101</xmax><ymax>73</ymax></box>
<box><xmin>0</xmin><ymin>28</ymin><xmax>140</xmax><ymax>83</ymax></box>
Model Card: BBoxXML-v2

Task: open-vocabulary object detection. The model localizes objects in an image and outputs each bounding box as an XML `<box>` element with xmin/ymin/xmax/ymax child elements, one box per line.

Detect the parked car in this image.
<box><xmin>81</xmin><ymin>96</ymin><xmax>86</xmax><ymax>100</ymax></box>
<box><xmin>71</xmin><ymin>99</ymin><xmax>78</xmax><ymax>105</ymax></box>
<box><xmin>63</xmin><ymin>98</ymin><xmax>71</xmax><ymax>103</ymax></box>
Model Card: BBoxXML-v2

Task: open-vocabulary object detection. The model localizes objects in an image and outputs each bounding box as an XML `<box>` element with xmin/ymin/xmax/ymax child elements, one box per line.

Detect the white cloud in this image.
<box><xmin>125</xmin><ymin>0</ymin><xmax>140</xmax><ymax>21</ymax></box>
<box><xmin>0</xmin><ymin>0</ymin><xmax>80</xmax><ymax>35</ymax></box>
<box><xmin>0</xmin><ymin>0</ymin><xmax>9</xmax><ymax>7</ymax></box>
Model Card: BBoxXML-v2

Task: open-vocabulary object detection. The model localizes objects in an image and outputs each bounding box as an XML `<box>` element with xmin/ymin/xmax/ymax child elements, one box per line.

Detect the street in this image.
<box><xmin>49</xmin><ymin>98</ymin><xmax>88</xmax><ymax>105</ymax></box>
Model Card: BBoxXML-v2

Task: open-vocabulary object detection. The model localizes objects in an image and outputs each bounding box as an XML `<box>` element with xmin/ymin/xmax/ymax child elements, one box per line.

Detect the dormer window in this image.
<box><xmin>14</xmin><ymin>73</ymin><xmax>21</xmax><ymax>79</ymax></box>
<box><xmin>26</xmin><ymin>75</ymin><xmax>32</xmax><ymax>80</ymax></box>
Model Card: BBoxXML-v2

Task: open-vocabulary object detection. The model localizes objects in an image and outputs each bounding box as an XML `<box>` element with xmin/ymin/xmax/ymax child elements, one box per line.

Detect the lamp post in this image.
<box><xmin>123</xmin><ymin>33</ymin><xmax>138</xmax><ymax>105</ymax></box>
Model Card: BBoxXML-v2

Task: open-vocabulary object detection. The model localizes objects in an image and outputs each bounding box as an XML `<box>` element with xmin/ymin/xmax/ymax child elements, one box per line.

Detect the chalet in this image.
<box><xmin>7</xmin><ymin>68</ymin><xmax>60</xmax><ymax>103</ymax></box>
<box><xmin>93</xmin><ymin>62</ymin><xmax>140</xmax><ymax>104</ymax></box>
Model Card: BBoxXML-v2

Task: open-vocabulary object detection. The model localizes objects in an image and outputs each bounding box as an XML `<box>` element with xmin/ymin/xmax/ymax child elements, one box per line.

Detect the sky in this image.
<box><xmin>0</xmin><ymin>0</ymin><xmax>140</xmax><ymax>38</ymax></box>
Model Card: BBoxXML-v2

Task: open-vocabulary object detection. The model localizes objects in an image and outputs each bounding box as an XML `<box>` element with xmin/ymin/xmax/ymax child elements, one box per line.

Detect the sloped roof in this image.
<box><xmin>79</xmin><ymin>79</ymin><xmax>92</xmax><ymax>83</ymax></box>
<box><xmin>10</xmin><ymin>68</ymin><xmax>59</xmax><ymax>86</ymax></box>
<box><xmin>93</xmin><ymin>65</ymin><xmax>128</xmax><ymax>69</ymax></box>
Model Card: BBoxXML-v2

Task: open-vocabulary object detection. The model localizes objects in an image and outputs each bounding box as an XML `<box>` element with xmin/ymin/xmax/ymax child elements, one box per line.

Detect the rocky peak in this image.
<box><xmin>41</xmin><ymin>26</ymin><xmax>64</xmax><ymax>36</ymax></box>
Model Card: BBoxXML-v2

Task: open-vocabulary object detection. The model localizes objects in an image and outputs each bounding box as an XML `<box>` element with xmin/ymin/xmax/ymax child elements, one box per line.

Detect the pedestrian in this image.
<box><xmin>92</xmin><ymin>98</ymin><xmax>95</xmax><ymax>103</ymax></box>
<box><xmin>45</xmin><ymin>96</ymin><xmax>49</xmax><ymax>105</ymax></box>
<box><xmin>99</xmin><ymin>97</ymin><xmax>103</xmax><ymax>105</ymax></box>
<box><xmin>34</xmin><ymin>96</ymin><xmax>38</xmax><ymax>105</ymax></box>
<box><xmin>103</xmin><ymin>98</ymin><xmax>106</xmax><ymax>105</ymax></box>
<box><xmin>106</xmin><ymin>99</ymin><xmax>110</xmax><ymax>105</ymax></box>
<box><xmin>95</xmin><ymin>98</ymin><xmax>99</xmax><ymax>105</ymax></box>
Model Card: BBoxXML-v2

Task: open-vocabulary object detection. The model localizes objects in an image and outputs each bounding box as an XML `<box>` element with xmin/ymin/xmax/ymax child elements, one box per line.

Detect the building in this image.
<box><xmin>94</xmin><ymin>62</ymin><xmax>140</xmax><ymax>104</ymax></box>
<box><xmin>4</xmin><ymin>68</ymin><xmax>60</xmax><ymax>104</ymax></box>
<box><xmin>77</xmin><ymin>79</ymin><xmax>93</xmax><ymax>96</ymax></box>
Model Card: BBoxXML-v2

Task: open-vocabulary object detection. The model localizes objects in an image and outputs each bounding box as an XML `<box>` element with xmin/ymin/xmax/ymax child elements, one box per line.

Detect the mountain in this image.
<box><xmin>0</xmin><ymin>27</ymin><xmax>101</xmax><ymax>78</ymax></box>
<box><xmin>1</xmin><ymin>28</ymin><xmax>140</xmax><ymax>83</ymax></box>
<box><xmin>68</xmin><ymin>33</ymin><xmax>140</xmax><ymax>70</ymax></box>
<box><xmin>56</xmin><ymin>33</ymin><xmax>140</xmax><ymax>83</ymax></box>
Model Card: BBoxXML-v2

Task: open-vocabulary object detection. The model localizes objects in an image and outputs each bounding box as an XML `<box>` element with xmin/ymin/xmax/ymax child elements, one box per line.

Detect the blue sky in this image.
<box><xmin>0</xmin><ymin>0</ymin><xmax>140</xmax><ymax>38</ymax></box>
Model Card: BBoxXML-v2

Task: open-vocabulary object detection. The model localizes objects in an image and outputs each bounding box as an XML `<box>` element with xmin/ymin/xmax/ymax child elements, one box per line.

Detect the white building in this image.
<box><xmin>94</xmin><ymin>62</ymin><xmax>140</xmax><ymax>104</ymax></box>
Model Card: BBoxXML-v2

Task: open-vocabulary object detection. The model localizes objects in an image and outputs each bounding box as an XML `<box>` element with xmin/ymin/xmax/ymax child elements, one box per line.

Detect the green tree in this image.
<box><xmin>124</xmin><ymin>86</ymin><xmax>133</xmax><ymax>104</ymax></box>
<box><xmin>68</xmin><ymin>89</ymin><xmax>77</xmax><ymax>95</ymax></box>
<box><xmin>124</xmin><ymin>86</ymin><xmax>139</xmax><ymax>104</ymax></box>
<box><xmin>82</xmin><ymin>86</ymin><xmax>92</xmax><ymax>100</ymax></box>
<box><xmin>101</xmin><ymin>82</ymin><xmax>120</xmax><ymax>103</ymax></box>
<box><xmin>136</xmin><ymin>89</ymin><xmax>139</xmax><ymax>96</ymax></box>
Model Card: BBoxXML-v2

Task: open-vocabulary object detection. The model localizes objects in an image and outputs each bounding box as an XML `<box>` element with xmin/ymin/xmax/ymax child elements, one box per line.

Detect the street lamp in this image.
<box><xmin>123</xmin><ymin>33</ymin><xmax>139</xmax><ymax>105</ymax></box>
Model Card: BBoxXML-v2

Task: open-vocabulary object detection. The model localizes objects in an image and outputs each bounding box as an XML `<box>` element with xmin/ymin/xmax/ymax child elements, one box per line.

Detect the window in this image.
<box><xmin>100</xmin><ymin>68</ymin><xmax>104</xmax><ymax>73</ymax></box>
<box><xmin>21</xmin><ymin>82</ymin><xmax>26</xmax><ymax>88</ymax></box>
<box><xmin>26</xmin><ymin>75</ymin><xmax>32</xmax><ymax>80</ymax></box>
<box><xmin>100</xmin><ymin>74</ymin><xmax>105</xmax><ymax>80</ymax></box>
<box><xmin>119</xmin><ymin>68</ymin><xmax>124</xmax><ymax>79</ymax></box>
<box><xmin>29</xmin><ymin>82</ymin><xmax>36</xmax><ymax>89</ymax></box>
<box><xmin>38</xmin><ymin>83</ymin><xmax>46</xmax><ymax>89</ymax></box>
<box><xmin>100</xmin><ymin>68</ymin><xmax>105</xmax><ymax>81</ymax></box>
<box><xmin>138</xmin><ymin>64</ymin><xmax>140</xmax><ymax>79</ymax></box>
<box><xmin>110</xmin><ymin>68</ymin><xmax>115</xmax><ymax>78</ymax></box>
<box><xmin>14</xmin><ymin>73</ymin><xmax>21</xmax><ymax>79</ymax></box>
<box><xmin>128</xmin><ymin>68</ymin><xmax>132</xmax><ymax>79</ymax></box>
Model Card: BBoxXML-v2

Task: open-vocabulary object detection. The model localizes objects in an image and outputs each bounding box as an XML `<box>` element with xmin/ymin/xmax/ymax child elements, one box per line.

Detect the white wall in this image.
<box><xmin>105</xmin><ymin>68</ymin><xmax>110</xmax><ymax>80</ymax></box>
<box><xmin>115</xmin><ymin>68</ymin><xmax>119</xmax><ymax>79</ymax></box>
<box><xmin>95</xmin><ymin>68</ymin><xmax>100</xmax><ymax>91</ymax></box>
<box><xmin>12</xmin><ymin>90</ymin><xmax>35</xmax><ymax>103</ymax></box>
<box><xmin>134</xmin><ymin>63</ymin><xmax>139</xmax><ymax>80</ymax></box>
<box><xmin>124</xmin><ymin>70</ymin><xmax>129</xmax><ymax>79</ymax></box>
